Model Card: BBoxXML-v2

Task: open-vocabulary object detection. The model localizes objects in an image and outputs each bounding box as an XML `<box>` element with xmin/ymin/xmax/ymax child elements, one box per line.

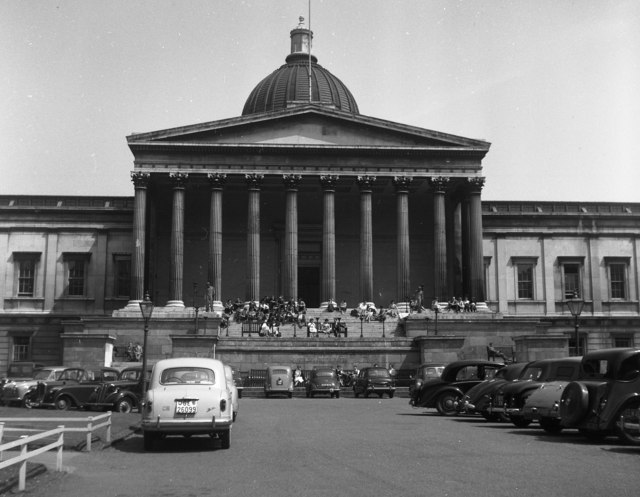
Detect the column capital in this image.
<box><xmin>130</xmin><ymin>171</ymin><xmax>150</xmax><ymax>188</ymax></box>
<box><xmin>392</xmin><ymin>176</ymin><xmax>413</xmax><ymax>193</ymax></box>
<box><xmin>466</xmin><ymin>177</ymin><xmax>486</xmax><ymax>193</ymax></box>
<box><xmin>207</xmin><ymin>172</ymin><xmax>227</xmax><ymax>189</ymax></box>
<box><xmin>282</xmin><ymin>174</ymin><xmax>302</xmax><ymax>190</ymax></box>
<box><xmin>428</xmin><ymin>176</ymin><xmax>451</xmax><ymax>193</ymax></box>
<box><xmin>320</xmin><ymin>175</ymin><xmax>340</xmax><ymax>191</ymax></box>
<box><xmin>245</xmin><ymin>173</ymin><xmax>264</xmax><ymax>190</ymax></box>
<box><xmin>357</xmin><ymin>175</ymin><xmax>376</xmax><ymax>191</ymax></box>
<box><xmin>169</xmin><ymin>172</ymin><xmax>188</xmax><ymax>188</ymax></box>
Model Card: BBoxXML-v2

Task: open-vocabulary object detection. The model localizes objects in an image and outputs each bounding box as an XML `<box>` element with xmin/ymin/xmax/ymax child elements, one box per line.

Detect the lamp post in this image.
<box><xmin>192</xmin><ymin>282</ymin><xmax>200</xmax><ymax>334</ymax></box>
<box><xmin>566</xmin><ymin>291</ymin><xmax>584</xmax><ymax>356</ymax></box>
<box><xmin>359</xmin><ymin>315</ymin><xmax>364</xmax><ymax>338</ymax></box>
<box><xmin>381</xmin><ymin>314</ymin><xmax>386</xmax><ymax>338</ymax></box>
<box><xmin>139</xmin><ymin>291</ymin><xmax>154</xmax><ymax>402</ymax></box>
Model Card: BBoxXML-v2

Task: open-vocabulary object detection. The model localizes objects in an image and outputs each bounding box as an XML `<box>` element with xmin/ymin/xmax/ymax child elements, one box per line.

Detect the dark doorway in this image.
<box><xmin>298</xmin><ymin>267</ymin><xmax>320</xmax><ymax>307</ymax></box>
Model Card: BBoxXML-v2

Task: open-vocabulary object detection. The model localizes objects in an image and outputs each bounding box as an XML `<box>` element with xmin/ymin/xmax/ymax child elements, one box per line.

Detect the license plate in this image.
<box><xmin>176</xmin><ymin>400</ymin><xmax>197</xmax><ymax>414</ymax></box>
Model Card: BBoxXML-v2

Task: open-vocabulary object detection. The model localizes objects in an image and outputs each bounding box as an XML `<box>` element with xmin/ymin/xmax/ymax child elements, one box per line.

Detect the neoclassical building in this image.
<box><xmin>1</xmin><ymin>21</ymin><xmax>638</xmax><ymax>375</ymax></box>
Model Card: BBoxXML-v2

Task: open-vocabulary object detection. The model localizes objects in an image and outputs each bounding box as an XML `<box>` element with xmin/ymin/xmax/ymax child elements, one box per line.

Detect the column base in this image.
<box><xmin>165</xmin><ymin>300</ymin><xmax>185</xmax><ymax>308</ymax></box>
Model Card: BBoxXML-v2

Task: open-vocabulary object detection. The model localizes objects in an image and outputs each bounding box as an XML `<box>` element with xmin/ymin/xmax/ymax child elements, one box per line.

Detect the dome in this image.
<box><xmin>242</xmin><ymin>18</ymin><xmax>359</xmax><ymax>116</ymax></box>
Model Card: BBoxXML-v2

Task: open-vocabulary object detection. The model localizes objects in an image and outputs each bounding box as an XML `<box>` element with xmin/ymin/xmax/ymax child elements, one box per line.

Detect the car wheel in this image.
<box><xmin>354</xmin><ymin>388</ymin><xmax>360</xmax><ymax>398</ymax></box>
<box><xmin>114</xmin><ymin>398</ymin><xmax>134</xmax><ymax>414</ymax></box>
<box><xmin>539</xmin><ymin>417</ymin><xmax>563</xmax><ymax>434</ymax></box>
<box><xmin>143</xmin><ymin>431</ymin><xmax>159</xmax><ymax>451</ymax></box>
<box><xmin>481</xmin><ymin>411</ymin><xmax>502</xmax><ymax>422</ymax></box>
<box><xmin>617</xmin><ymin>401</ymin><xmax>640</xmax><ymax>446</ymax></box>
<box><xmin>560</xmin><ymin>382</ymin><xmax>589</xmax><ymax>425</ymax></box>
<box><xmin>378</xmin><ymin>393</ymin><xmax>383</xmax><ymax>399</ymax></box>
<box><xmin>509</xmin><ymin>415</ymin><xmax>532</xmax><ymax>428</ymax></box>
<box><xmin>220</xmin><ymin>431</ymin><xmax>231</xmax><ymax>450</ymax></box>
<box><xmin>436</xmin><ymin>392</ymin><xmax>461</xmax><ymax>416</ymax></box>
<box><xmin>55</xmin><ymin>395</ymin><xmax>72</xmax><ymax>411</ymax></box>
<box><xmin>22</xmin><ymin>392</ymin><xmax>37</xmax><ymax>409</ymax></box>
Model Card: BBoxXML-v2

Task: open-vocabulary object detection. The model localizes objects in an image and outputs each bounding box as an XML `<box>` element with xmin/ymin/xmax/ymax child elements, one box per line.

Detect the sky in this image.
<box><xmin>2</xmin><ymin>0</ymin><xmax>639</xmax><ymax>202</ymax></box>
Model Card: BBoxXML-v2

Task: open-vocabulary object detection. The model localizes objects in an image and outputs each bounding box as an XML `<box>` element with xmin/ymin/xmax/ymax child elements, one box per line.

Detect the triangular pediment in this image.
<box><xmin>127</xmin><ymin>105</ymin><xmax>489</xmax><ymax>152</ymax></box>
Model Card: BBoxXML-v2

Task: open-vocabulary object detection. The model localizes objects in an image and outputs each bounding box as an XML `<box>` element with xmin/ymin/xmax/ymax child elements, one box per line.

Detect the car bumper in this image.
<box><xmin>365</xmin><ymin>386</ymin><xmax>396</xmax><ymax>393</ymax></box>
<box><xmin>142</xmin><ymin>417</ymin><xmax>232</xmax><ymax>434</ymax></box>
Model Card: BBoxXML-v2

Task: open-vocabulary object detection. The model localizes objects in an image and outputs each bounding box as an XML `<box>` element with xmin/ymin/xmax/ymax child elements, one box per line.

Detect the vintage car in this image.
<box><xmin>408</xmin><ymin>363</ymin><xmax>445</xmax><ymax>403</ymax></box>
<box><xmin>82</xmin><ymin>367</ymin><xmax>146</xmax><ymax>413</ymax></box>
<box><xmin>491</xmin><ymin>357</ymin><xmax>582</xmax><ymax>428</ymax></box>
<box><xmin>141</xmin><ymin>357</ymin><xmax>233</xmax><ymax>450</ymax></box>
<box><xmin>522</xmin><ymin>378</ymin><xmax>574</xmax><ymax>433</ymax></box>
<box><xmin>1</xmin><ymin>366</ymin><xmax>66</xmax><ymax>407</ymax></box>
<box><xmin>458</xmin><ymin>362</ymin><xmax>529</xmax><ymax>420</ymax></box>
<box><xmin>28</xmin><ymin>367</ymin><xmax>119</xmax><ymax>409</ymax></box>
<box><xmin>412</xmin><ymin>360</ymin><xmax>504</xmax><ymax>415</ymax></box>
<box><xmin>0</xmin><ymin>362</ymin><xmax>44</xmax><ymax>393</ymax></box>
<box><xmin>224</xmin><ymin>364</ymin><xmax>239</xmax><ymax>421</ymax></box>
<box><xmin>353</xmin><ymin>366</ymin><xmax>396</xmax><ymax>399</ymax></box>
<box><xmin>305</xmin><ymin>368</ymin><xmax>341</xmax><ymax>398</ymax></box>
<box><xmin>559</xmin><ymin>348</ymin><xmax>640</xmax><ymax>445</ymax></box>
<box><xmin>264</xmin><ymin>365</ymin><xmax>294</xmax><ymax>398</ymax></box>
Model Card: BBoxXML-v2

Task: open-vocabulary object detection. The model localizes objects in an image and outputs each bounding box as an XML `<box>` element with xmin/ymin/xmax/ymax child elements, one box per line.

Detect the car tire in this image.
<box><xmin>114</xmin><ymin>398</ymin><xmax>134</xmax><ymax>414</ymax></box>
<box><xmin>22</xmin><ymin>392</ymin><xmax>37</xmax><ymax>409</ymax></box>
<box><xmin>560</xmin><ymin>382</ymin><xmax>589</xmax><ymax>425</ymax></box>
<box><xmin>509</xmin><ymin>415</ymin><xmax>531</xmax><ymax>428</ymax></box>
<box><xmin>220</xmin><ymin>430</ymin><xmax>231</xmax><ymax>450</ymax></box>
<box><xmin>55</xmin><ymin>395</ymin><xmax>72</xmax><ymax>411</ymax></box>
<box><xmin>436</xmin><ymin>392</ymin><xmax>461</xmax><ymax>416</ymax></box>
<box><xmin>539</xmin><ymin>417</ymin><xmax>563</xmax><ymax>434</ymax></box>
<box><xmin>616</xmin><ymin>401</ymin><xmax>640</xmax><ymax>446</ymax></box>
<box><xmin>378</xmin><ymin>393</ymin><xmax>383</xmax><ymax>399</ymax></box>
<box><xmin>354</xmin><ymin>388</ymin><xmax>360</xmax><ymax>398</ymax></box>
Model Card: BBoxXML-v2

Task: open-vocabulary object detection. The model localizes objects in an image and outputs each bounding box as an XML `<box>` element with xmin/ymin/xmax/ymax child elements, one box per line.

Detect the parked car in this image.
<box><xmin>82</xmin><ymin>367</ymin><xmax>146</xmax><ymax>413</ymax></box>
<box><xmin>491</xmin><ymin>357</ymin><xmax>582</xmax><ymax>428</ymax></box>
<box><xmin>28</xmin><ymin>367</ymin><xmax>119</xmax><ymax>409</ymax></box>
<box><xmin>264</xmin><ymin>365</ymin><xmax>294</xmax><ymax>398</ymax></box>
<box><xmin>458</xmin><ymin>362</ymin><xmax>529</xmax><ymax>420</ymax></box>
<box><xmin>306</xmin><ymin>368</ymin><xmax>341</xmax><ymax>398</ymax></box>
<box><xmin>0</xmin><ymin>362</ymin><xmax>43</xmax><ymax>392</ymax></box>
<box><xmin>141</xmin><ymin>357</ymin><xmax>233</xmax><ymax>451</ymax></box>
<box><xmin>408</xmin><ymin>363</ymin><xmax>445</xmax><ymax>403</ymax></box>
<box><xmin>1</xmin><ymin>366</ymin><xmax>66</xmax><ymax>407</ymax></box>
<box><xmin>522</xmin><ymin>379</ymin><xmax>574</xmax><ymax>433</ymax></box>
<box><xmin>224</xmin><ymin>364</ymin><xmax>239</xmax><ymax>421</ymax></box>
<box><xmin>412</xmin><ymin>360</ymin><xmax>504</xmax><ymax>415</ymax></box>
<box><xmin>353</xmin><ymin>366</ymin><xmax>396</xmax><ymax>399</ymax></box>
<box><xmin>559</xmin><ymin>348</ymin><xmax>640</xmax><ymax>445</ymax></box>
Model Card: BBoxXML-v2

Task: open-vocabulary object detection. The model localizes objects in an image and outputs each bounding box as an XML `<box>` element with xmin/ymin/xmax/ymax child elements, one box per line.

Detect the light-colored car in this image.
<box><xmin>141</xmin><ymin>358</ymin><xmax>234</xmax><ymax>451</ymax></box>
<box><xmin>264</xmin><ymin>365</ymin><xmax>294</xmax><ymax>398</ymax></box>
<box><xmin>224</xmin><ymin>364</ymin><xmax>239</xmax><ymax>421</ymax></box>
<box><xmin>1</xmin><ymin>366</ymin><xmax>66</xmax><ymax>407</ymax></box>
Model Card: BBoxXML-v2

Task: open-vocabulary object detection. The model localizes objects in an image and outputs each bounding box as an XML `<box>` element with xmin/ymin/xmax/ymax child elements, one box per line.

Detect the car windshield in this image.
<box><xmin>519</xmin><ymin>366</ymin><xmax>543</xmax><ymax>381</ymax></box>
<box><xmin>160</xmin><ymin>367</ymin><xmax>215</xmax><ymax>385</ymax></box>
<box><xmin>271</xmin><ymin>369</ymin><xmax>288</xmax><ymax>375</ymax></box>
<box><xmin>421</xmin><ymin>367</ymin><xmax>443</xmax><ymax>379</ymax></box>
<box><xmin>581</xmin><ymin>359</ymin><xmax>612</xmax><ymax>379</ymax></box>
<box><xmin>33</xmin><ymin>369</ymin><xmax>58</xmax><ymax>380</ymax></box>
<box><xmin>315</xmin><ymin>371</ymin><xmax>335</xmax><ymax>377</ymax></box>
<box><xmin>119</xmin><ymin>369</ymin><xmax>140</xmax><ymax>381</ymax></box>
<box><xmin>368</xmin><ymin>369</ymin><xmax>390</xmax><ymax>378</ymax></box>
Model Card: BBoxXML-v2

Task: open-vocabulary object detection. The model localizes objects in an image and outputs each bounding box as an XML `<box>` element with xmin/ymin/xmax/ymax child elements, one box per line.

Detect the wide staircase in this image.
<box><xmin>221</xmin><ymin>307</ymin><xmax>403</xmax><ymax>339</ymax></box>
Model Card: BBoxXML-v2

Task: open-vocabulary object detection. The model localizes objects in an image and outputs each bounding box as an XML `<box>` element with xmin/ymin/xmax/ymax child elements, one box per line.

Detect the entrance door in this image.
<box><xmin>298</xmin><ymin>267</ymin><xmax>320</xmax><ymax>307</ymax></box>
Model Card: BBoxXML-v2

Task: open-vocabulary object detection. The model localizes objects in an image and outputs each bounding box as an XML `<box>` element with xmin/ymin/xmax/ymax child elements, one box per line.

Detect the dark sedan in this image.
<box><xmin>306</xmin><ymin>368</ymin><xmax>341</xmax><ymax>398</ymax></box>
<box><xmin>353</xmin><ymin>367</ymin><xmax>396</xmax><ymax>398</ymax></box>
<box><xmin>83</xmin><ymin>367</ymin><xmax>145</xmax><ymax>413</ymax></box>
<box><xmin>411</xmin><ymin>360</ymin><xmax>504</xmax><ymax>415</ymax></box>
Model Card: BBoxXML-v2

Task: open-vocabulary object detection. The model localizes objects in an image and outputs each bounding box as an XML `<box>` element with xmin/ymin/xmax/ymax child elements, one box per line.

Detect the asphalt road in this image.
<box><xmin>9</xmin><ymin>397</ymin><xmax>640</xmax><ymax>497</ymax></box>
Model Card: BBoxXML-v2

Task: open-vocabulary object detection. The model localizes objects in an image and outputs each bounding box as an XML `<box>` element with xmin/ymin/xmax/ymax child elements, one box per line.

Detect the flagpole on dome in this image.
<box><xmin>308</xmin><ymin>0</ymin><xmax>312</xmax><ymax>103</ymax></box>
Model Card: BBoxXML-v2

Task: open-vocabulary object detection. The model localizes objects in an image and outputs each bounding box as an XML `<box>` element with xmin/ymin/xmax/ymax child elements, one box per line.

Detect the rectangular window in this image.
<box><xmin>609</xmin><ymin>263</ymin><xmax>627</xmax><ymax>300</ymax></box>
<box><xmin>12</xmin><ymin>336</ymin><xmax>30</xmax><ymax>361</ymax></box>
<box><xmin>13</xmin><ymin>252</ymin><xmax>40</xmax><ymax>297</ymax></box>
<box><xmin>563</xmin><ymin>263</ymin><xmax>581</xmax><ymax>300</ymax></box>
<box><xmin>114</xmin><ymin>255</ymin><xmax>131</xmax><ymax>298</ymax></box>
<box><xmin>613</xmin><ymin>335</ymin><xmax>633</xmax><ymax>348</ymax></box>
<box><xmin>517</xmin><ymin>264</ymin><xmax>534</xmax><ymax>299</ymax></box>
<box><xmin>63</xmin><ymin>253</ymin><xmax>91</xmax><ymax>297</ymax></box>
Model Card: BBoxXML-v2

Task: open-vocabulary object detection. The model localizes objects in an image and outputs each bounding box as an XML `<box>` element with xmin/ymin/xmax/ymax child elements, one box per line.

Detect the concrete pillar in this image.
<box><xmin>393</xmin><ymin>176</ymin><xmax>412</xmax><ymax>302</ymax></box>
<box><xmin>283</xmin><ymin>175</ymin><xmax>301</xmax><ymax>300</ymax></box>
<box><xmin>467</xmin><ymin>177</ymin><xmax>486</xmax><ymax>302</ymax></box>
<box><xmin>357</xmin><ymin>176</ymin><xmax>376</xmax><ymax>302</ymax></box>
<box><xmin>320</xmin><ymin>175</ymin><xmax>339</xmax><ymax>304</ymax></box>
<box><xmin>168</xmin><ymin>172</ymin><xmax>188</xmax><ymax>307</ymax></box>
<box><xmin>207</xmin><ymin>173</ymin><xmax>226</xmax><ymax>304</ymax></box>
<box><xmin>129</xmin><ymin>172</ymin><xmax>149</xmax><ymax>304</ymax></box>
<box><xmin>245</xmin><ymin>174</ymin><xmax>263</xmax><ymax>302</ymax></box>
<box><xmin>429</xmin><ymin>177</ymin><xmax>450</xmax><ymax>301</ymax></box>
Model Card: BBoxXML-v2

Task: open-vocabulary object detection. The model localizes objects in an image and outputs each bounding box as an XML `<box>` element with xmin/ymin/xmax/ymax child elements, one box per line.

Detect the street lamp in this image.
<box><xmin>139</xmin><ymin>291</ymin><xmax>154</xmax><ymax>400</ymax></box>
<box><xmin>192</xmin><ymin>282</ymin><xmax>200</xmax><ymax>333</ymax></box>
<box><xmin>566</xmin><ymin>291</ymin><xmax>584</xmax><ymax>356</ymax></box>
<box><xmin>359</xmin><ymin>314</ymin><xmax>364</xmax><ymax>338</ymax></box>
<box><xmin>381</xmin><ymin>313</ymin><xmax>386</xmax><ymax>338</ymax></box>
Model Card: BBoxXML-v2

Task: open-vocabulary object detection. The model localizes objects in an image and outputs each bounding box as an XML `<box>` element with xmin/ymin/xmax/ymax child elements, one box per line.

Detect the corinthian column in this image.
<box><xmin>393</xmin><ymin>176</ymin><xmax>412</xmax><ymax>302</ymax></box>
<box><xmin>467</xmin><ymin>177</ymin><xmax>486</xmax><ymax>302</ymax></box>
<box><xmin>129</xmin><ymin>172</ymin><xmax>150</xmax><ymax>305</ymax></box>
<box><xmin>207</xmin><ymin>173</ymin><xmax>226</xmax><ymax>305</ymax></box>
<box><xmin>283</xmin><ymin>175</ymin><xmax>301</xmax><ymax>300</ymax></box>
<box><xmin>245</xmin><ymin>174</ymin><xmax>263</xmax><ymax>302</ymax></box>
<box><xmin>168</xmin><ymin>172</ymin><xmax>188</xmax><ymax>307</ymax></box>
<box><xmin>320</xmin><ymin>175</ymin><xmax>339</xmax><ymax>304</ymax></box>
<box><xmin>357</xmin><ymin>176</ymin><xmax>376</xmax><ymax>302</ymax></box>
<box><xmin>429</xmin><ymin>177</ymin><xmax>450</xmax><ymax>301</ymax></box>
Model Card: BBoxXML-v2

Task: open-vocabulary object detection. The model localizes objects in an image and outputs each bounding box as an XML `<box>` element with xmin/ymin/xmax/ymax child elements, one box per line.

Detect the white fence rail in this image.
<box><xmin>0</xmin><ymin>412</ymin><xmax>112</xmax><ymax>491</ymax></box>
